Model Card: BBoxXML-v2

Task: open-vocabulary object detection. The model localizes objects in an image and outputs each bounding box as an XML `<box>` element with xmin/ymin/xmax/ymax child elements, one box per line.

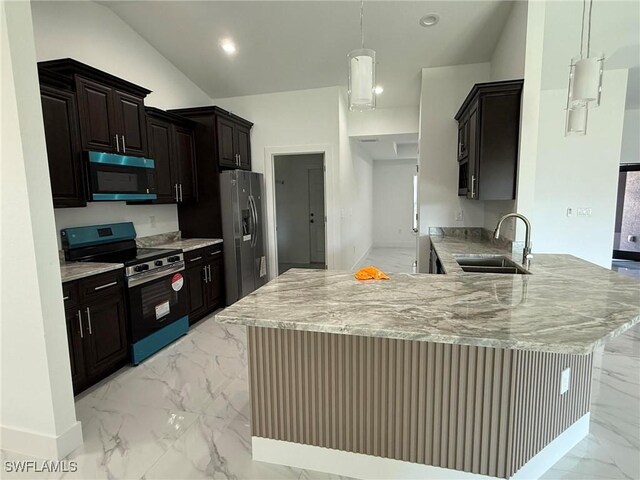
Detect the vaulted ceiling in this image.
<box><xmin>101</xmin><ymin>1</ymin><xmax>514</xmax><ymax>108</ymax></box>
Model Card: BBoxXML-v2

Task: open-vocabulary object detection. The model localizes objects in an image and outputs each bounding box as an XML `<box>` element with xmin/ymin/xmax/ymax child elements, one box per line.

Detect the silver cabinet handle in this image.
<box><xmin>86</xmin><ymin>307</ymin><xmax>92</xmax><ymax>335</ymax></box>
<box><xmin>470</xmin><ymin>175</ymin><xmax>476</xmax><ymax>199</ymax></box>
<box><xmin>174</xmin><ymin>184</ymin><xmax>179</xmax><ymax>202</ymax></box>
<box><xmin>94</xmin><ymin>281</ymin><xmax>117</xmax><ymax>291</ymax></box>
<box><xmin>209</xmin><ymin>251</ymin><xmax>221</xmax><ymax>256</ymax></box>
<box><xmin>179</xmin><ymin>184</ymin><xmax>183</xmax><ymax>202</ymax></box>
<box><xmin>115</xmin><ymin>134</ymin><xmax>120</xmax><ymax>152</ymax></box>
<box><xmin>122</xmin><ymin>136</ymin><xmax>126</xmax><ymax>153</ymax></box>
<box><xmin>203</xmin><ymin>265</ymin><xmax>208</xmax><ymax>283</ymax></box>
<box><xmin>77</xmin><ymin>310</ymin><xmax>83</xmax><ymax>339</ymax></box>
<box><xmin>190</xmin><ymin>256</ymin><xmax>203</xmax><ymax>262</ymax></box>
<box><xmin>63</xmin><ymin>296</ymin><xmax>70</xmax><ymax>301</ymax></box>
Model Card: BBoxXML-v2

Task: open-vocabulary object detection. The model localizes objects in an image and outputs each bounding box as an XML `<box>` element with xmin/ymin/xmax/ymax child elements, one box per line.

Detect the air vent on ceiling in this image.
<box><xmin>359</xmin><ymin>138</ymin><xmax>379</xmax><ymax>143</ymax></box>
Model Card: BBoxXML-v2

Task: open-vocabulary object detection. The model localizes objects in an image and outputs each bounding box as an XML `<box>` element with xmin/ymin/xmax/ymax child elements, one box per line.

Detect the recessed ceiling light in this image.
<box><xmin>374</xmin><ymin>85</ymin><xmax>384</xmax><ymax>95</ymax></box>
<box><xmin>419</xmin><ymin>14</ymin><xmax>440</xmax><ymax>27</ymax></box>
<box><xmin>220</xmin><ymin>39</ymin><xmax>237</xmax><ymax>55</ymax></box>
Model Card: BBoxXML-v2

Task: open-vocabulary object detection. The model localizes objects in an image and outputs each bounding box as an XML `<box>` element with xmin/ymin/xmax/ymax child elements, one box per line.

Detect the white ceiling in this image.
<box><xmin>355</xmin><ymin>133</ymin><xmax>419</xmax><ymax>161</ymax></box>
<box><xmin>101</xmin><ymin>1</ymin><xmax>514</xmax><ymax>108</ymax></box>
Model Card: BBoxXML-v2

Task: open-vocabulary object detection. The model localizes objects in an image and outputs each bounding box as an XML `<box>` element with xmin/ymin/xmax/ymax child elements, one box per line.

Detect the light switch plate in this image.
<box><xmin>560</xmin><ymin>368</ymin><xmax>571</xmax><ymax>395</ymax></box>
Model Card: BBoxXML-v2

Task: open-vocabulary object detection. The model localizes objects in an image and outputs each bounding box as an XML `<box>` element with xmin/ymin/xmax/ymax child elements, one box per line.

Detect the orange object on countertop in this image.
<box><xmin>354</xmin><ymin>266</ymin><xmax>389</xmax><ymax>280</ymax></box>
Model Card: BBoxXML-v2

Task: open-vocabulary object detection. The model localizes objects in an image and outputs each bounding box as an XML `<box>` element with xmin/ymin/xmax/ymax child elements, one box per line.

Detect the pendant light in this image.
<box><xmin>348</xmin><ymin>0</ymin><xmax>376</xmax><ymax>111</ymax></box>
<box><xmin>565</xmin><ymin>0</ymin><xmax>604</xmax><ymax>135</ymax></box>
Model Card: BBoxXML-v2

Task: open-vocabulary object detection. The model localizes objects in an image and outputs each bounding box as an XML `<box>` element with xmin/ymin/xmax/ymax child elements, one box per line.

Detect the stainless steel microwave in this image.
<box><xmin>87</xmin><ymin>151</ymin><xmax>157</xmax><ymax>201</ymax></box>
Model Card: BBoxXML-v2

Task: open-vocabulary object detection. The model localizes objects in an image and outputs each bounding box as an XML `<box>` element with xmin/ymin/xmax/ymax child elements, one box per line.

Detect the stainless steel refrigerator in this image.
<box><xmin>220</xmin><ymin>170</ymin><xmax>268</xmax><ymax>305</ymax></box>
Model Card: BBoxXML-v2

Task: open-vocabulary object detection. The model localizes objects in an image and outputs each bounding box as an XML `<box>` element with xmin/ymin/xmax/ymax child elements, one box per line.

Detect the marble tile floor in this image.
<box><xmin>612</xmin><ymin>260</ymin><xmax>640</xmax><ymax>280</ymax></box>
<box><xmin>356</xmin><ymin>247</ymin><xmax>417</xmax><ymax>274</ymax></box>
<box><xmin>278</xmin><ymin>262</ymin><xmax>326</xmax><ymax>275</ymax></box>
<box><xmin>1</xmin><ymin>316</ymin><xmax>638</xmax><ymax>480</ymax></box>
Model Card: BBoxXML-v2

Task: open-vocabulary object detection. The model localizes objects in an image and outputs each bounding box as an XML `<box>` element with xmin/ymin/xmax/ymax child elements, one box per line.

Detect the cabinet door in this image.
<box><xmin>235</xmin><ymin>124</ymin><xmax>251</xmax><ymax>171</ymax></box>
<box><xmin>467</xmin><ymin>109</ymin><xmax>478</xmax><ymax>200</ymax></box>
<box><xmin>76</xmin><ymin>77</ymin><xmax>117</xmax><ymax>152</ymax></box>
<box><xmin>147</xmin><ymin>117</ymin><xmax>177</xmax><ymax>203</ymax></box>
<box><xmin>65</xmin><ymin>307</ymin><xmax>87</xmax><ymax>394</ymax></box>
<box><xmin>113</xmin><ymin>90</ymin><xmax>148</xmax><ymax>157</ymax></box>
<box><xmin>185</xmin><ymin>263</ymin><xmax>208</xmax><ymax>324</ymax></box>
<box><xmin>174</xmin><ymin>125</ymin><xmax>198</xmax><ymax>203</ymax></box>
<box><xmin>83</xmin><ymin>295</ymin><xmax>128</xmax><ymax>381</ymax></box>
<box><xmin>206</xmin><ymin>258</ymin><xmax>224</xmax><ymax>310</ymax></box>
<box><xmin>40</xmin><ymin>86</ymin><xmax>86</xmax><ymax>207</ymax></box>
<box><xmin>216</xmin><ymin>117</ymin><xmax>237</xmax><ymax>168</ymax></box>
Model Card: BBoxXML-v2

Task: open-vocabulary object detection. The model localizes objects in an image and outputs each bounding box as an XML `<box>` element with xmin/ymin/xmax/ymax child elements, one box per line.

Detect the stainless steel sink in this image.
<box><xmin>454</xmin><ymin>255</ymin><xmax>530</xmax><ymax>275</ymax></box>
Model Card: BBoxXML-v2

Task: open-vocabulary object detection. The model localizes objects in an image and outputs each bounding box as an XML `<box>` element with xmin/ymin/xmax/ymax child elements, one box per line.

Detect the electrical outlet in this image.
<box><xmin>455</xmin><ymin>210</ymin><xmax>464</xmax><ymax>222</ymax></box>
<box><xmin>577</xmin><ymin>207</ymin><xmax>592</xmax><ymax>217</ymax></box>
<box><xmin>560</xmin><ymin>368</ymin><xmax>571</xmax><ymax>395</ymax></box>
<box><xmin>566</xmin><ymin>208</ymin><xmax>573</xmax><ymax>217</ymax></box>
<box><xmin>150</xmin><ymin>215</ymin><xmax>156</xmax><ymax>228</ymax></box>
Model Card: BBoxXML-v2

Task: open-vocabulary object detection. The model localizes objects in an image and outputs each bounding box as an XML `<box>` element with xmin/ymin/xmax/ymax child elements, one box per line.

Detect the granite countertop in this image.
<box><xmin>135</xmin><ymin>231</ymin><xmax>223</xmax><ymax>252</ymax></box>
<box><xmin>216</xmin><ymin>238</ymin><xmax>640</xmax><ymax>354</ymax></box>
<box><xmin>155</xmin><ymin>238</ymin><xmax>223</xmax><ymax>252</ymax></box>
<box><xmin>60</xmin><ymin>261</ymin><xmax>123</xmax><ymax>283</ymax></box>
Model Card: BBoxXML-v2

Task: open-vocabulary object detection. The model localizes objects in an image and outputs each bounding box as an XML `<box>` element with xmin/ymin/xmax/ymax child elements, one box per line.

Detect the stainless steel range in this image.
<box><xmin>61</xmin><ymin>222</ymin><xmax>189</xmax><ymax>364</ymax></box>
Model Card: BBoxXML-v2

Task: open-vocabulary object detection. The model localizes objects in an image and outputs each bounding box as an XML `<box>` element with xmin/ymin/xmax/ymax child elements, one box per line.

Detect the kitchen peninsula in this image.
<box><xmin>216</xmin><ymin>236</ymin><xmax>640</xmax><ymax>479</ymax></box>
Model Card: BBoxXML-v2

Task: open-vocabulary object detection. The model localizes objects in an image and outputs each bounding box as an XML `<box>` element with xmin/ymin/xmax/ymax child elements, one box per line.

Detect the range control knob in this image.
<box><xmin>133</xmin><ymin>265</ymin><xmax>145</xmax><ymax>272</ymax></box>
<box><xmin>141</xmin><ymin>264</ymin><xmax>149</xmax><ymax>271</ymax></box>
<box><xmin>155</xmin><ymin>260</ymin><xmax>164</xmax><ymax>267</ymax></box>
<box><xmin>167</xmin><ymin>255</ymin><xmax>180</xmax><ymax>262</ymax></box>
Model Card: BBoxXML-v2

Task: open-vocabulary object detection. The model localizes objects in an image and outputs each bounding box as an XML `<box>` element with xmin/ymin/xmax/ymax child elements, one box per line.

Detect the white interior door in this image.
<box><xmin>308</xmin><ymin>167</ymin><xmax>326</xmax><ymax>265</ymax></box>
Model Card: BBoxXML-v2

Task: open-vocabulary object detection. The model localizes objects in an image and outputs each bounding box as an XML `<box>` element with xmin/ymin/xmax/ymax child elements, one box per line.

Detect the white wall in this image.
<box><xmin>620</xmin><ymin>108</ymin><xmax>640</xmax><ymax>164</ymax></box>
<box><xmin>348</xmin><ymin>106</ymin><xmax>420</xmax><ymax>137</ymax></box>
<box><xmin>1</xmin><ymin>1</ymin><xmax>81</xmax><ymax>459</ymax></box>
<box><xmin>418</xmin><ymin>62</ymin><xmax>491</xmax><ymax>262</ymax></box>
<box><xmin>30</xmin><ymin>1</ymin><xmax>212</xmax><ymax>246</ymax></box>
<box><xmin>372</xmin><ymin>160</ymin><xmax>416</xmax><ymax>248</ymax></box>
<box><xmin>532</xmin><ymin>71</ymin><xmax>628</xmax><ymax>267</ymax></box>
<box><xmin>338</xmin><ymin>91</ymin><xmax>374</xmax><ymax>269</ymax></box>
<box><xmin>274</xmin><ymin>154</ymin><xmax>324</xmax><ymax>264</ymax></box>
<box><xmin>215</xmin><ymin>87</ymin><xmax>342</xmax><ymax>275</ymax></box>
<box><xmin>490</xmin><ymin>1</ymin><xmax>528</xmax><ymax>82</ymax></box>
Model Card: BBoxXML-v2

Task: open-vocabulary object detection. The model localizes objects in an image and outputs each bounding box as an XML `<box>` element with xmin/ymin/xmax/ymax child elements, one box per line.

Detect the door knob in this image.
<box><xmin>310</xmin><ymin>220</ymin><xmax>315</xmax><ymax>223</ymax></box>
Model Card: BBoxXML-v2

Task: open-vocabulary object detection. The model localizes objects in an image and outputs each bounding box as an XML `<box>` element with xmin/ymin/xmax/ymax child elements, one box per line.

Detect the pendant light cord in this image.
<box><xmin>587</xmin><ymin>0</ymin><xmax>593</xmax><ymax>57</ymax></box>
<box><xmin>360</xmin><ymin>0</ymin><xmax>365</xmax><ymax>49</ymax></box>
<box><xmin>579</xmin><ymin>0</ymin><xmax>585</xmax><ymax>58</ymax></box>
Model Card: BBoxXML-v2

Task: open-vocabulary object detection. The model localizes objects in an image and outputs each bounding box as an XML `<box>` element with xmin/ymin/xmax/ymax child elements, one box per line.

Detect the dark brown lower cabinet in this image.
<box><xmin>63</xmin><ymin>270</ymin><xmax>129</xmax><ymax>395</ymax></box>
<box><xmin>184</xmin><ymin>245</ymin><xmax>224</xmax><ymax>325</ymax></box>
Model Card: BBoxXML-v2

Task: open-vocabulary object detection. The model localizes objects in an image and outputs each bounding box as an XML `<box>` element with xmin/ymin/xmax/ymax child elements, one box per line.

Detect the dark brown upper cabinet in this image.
<box><xmin>455</xmin><ymin>79</ymin><xmax>523</xmax><ymax>201</ymax></box>
<box><xmin>38</xmin><ymin>69</ymin><xmax>86</xmax><ymax>208</ymax></box>
<box><xmin>38</xmin><ymin>59</ymin><xmax>151</xmax><ymax>158</ymax></box>
<box><xmin>166</xmin><ymin>106</ymin><xmax>252</xmax><ymax>238</ymax></box>
<box><xmin>145</xmin><ymin>108</ymin><xmax>198</xmax><ymax>204</ymax></box>
<box><xmin>171</xmin><ymin>106</ymin><xmax>253</xmax><ymax>171</ymax></box>
<box><xmin>214</xmin><ymin>111</ymin><xmax>253</xmax><ymax>171</ymax></box>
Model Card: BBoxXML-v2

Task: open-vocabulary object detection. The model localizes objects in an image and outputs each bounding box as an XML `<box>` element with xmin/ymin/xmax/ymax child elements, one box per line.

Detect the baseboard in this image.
<box><xmin>0</xmin><ymin>420</ymin><xmax>83</xmax><ymax>460</ymax></box>
<box><xmin>252</xmin><ymin>413</ymin><xmax>590</xmax><ymax>480</ymax></box>
<box><xmin>352</xmin><ymin>244</ymin><xmax>373</xmax><ymax>270</ymax></box>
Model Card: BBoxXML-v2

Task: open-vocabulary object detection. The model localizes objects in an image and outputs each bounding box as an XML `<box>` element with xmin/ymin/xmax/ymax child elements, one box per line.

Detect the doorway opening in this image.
<box><xmin>354</xmin><ymin>133</ymin><xmax>419</xmax><ymax>273</ymax></box>
<box><xmin>612</xmin><ymin>163</ymin><xmax>640</xmax><ymax>279</ymax></box>
<box><xmin>274</xmin><ymin>153</ymin><xmax>326</xmax><ymax>275</ymax></box>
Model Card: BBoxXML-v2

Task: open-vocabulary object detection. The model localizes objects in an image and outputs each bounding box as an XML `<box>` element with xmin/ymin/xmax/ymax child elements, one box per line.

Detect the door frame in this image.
<box><xmin>265</xmin><ymin>145</ymin><xmax>335</xmax><ymax>279</ymax></box>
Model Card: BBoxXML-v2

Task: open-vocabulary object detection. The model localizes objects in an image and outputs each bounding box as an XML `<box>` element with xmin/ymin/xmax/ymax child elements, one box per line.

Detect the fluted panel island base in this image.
<box><xmin>247</xmin><ymin>326</ymin><xmax>592</xmax><ymax>479</ymax></box>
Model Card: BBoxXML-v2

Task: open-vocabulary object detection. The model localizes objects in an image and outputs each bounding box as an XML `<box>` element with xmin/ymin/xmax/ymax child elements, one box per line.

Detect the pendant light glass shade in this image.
<box><xmin>348</xmin><ymin>48</ymin><xmax>376</xmax><ymax>111</ymax></box>
<box><xmin>567</xmin><ymin>55</ymin><xmax>604</xmax><ymax>108</ymax></box>
<box><xmin>565</xmin><ymin>105</ymin><xmax>588</xmax><ymax>136</ymax></box>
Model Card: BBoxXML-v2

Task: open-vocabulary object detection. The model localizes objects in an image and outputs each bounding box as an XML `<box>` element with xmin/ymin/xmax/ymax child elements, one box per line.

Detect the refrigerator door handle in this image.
<box><xmin>250</xmin><ymin>195</ymin><xmax>259</xmax><ymax>248</ymax></box>
<box><xmin>248</xmin><ymin>195</ymin><xmax>256</xmax><ymax>247</ymax></box>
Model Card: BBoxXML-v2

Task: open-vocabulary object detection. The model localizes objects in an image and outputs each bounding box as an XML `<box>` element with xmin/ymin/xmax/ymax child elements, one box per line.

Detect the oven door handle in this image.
<box><xmin>127</xmin><ymin>262</ymin><xmax>185</xmax><ymax>288</ymax></box>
